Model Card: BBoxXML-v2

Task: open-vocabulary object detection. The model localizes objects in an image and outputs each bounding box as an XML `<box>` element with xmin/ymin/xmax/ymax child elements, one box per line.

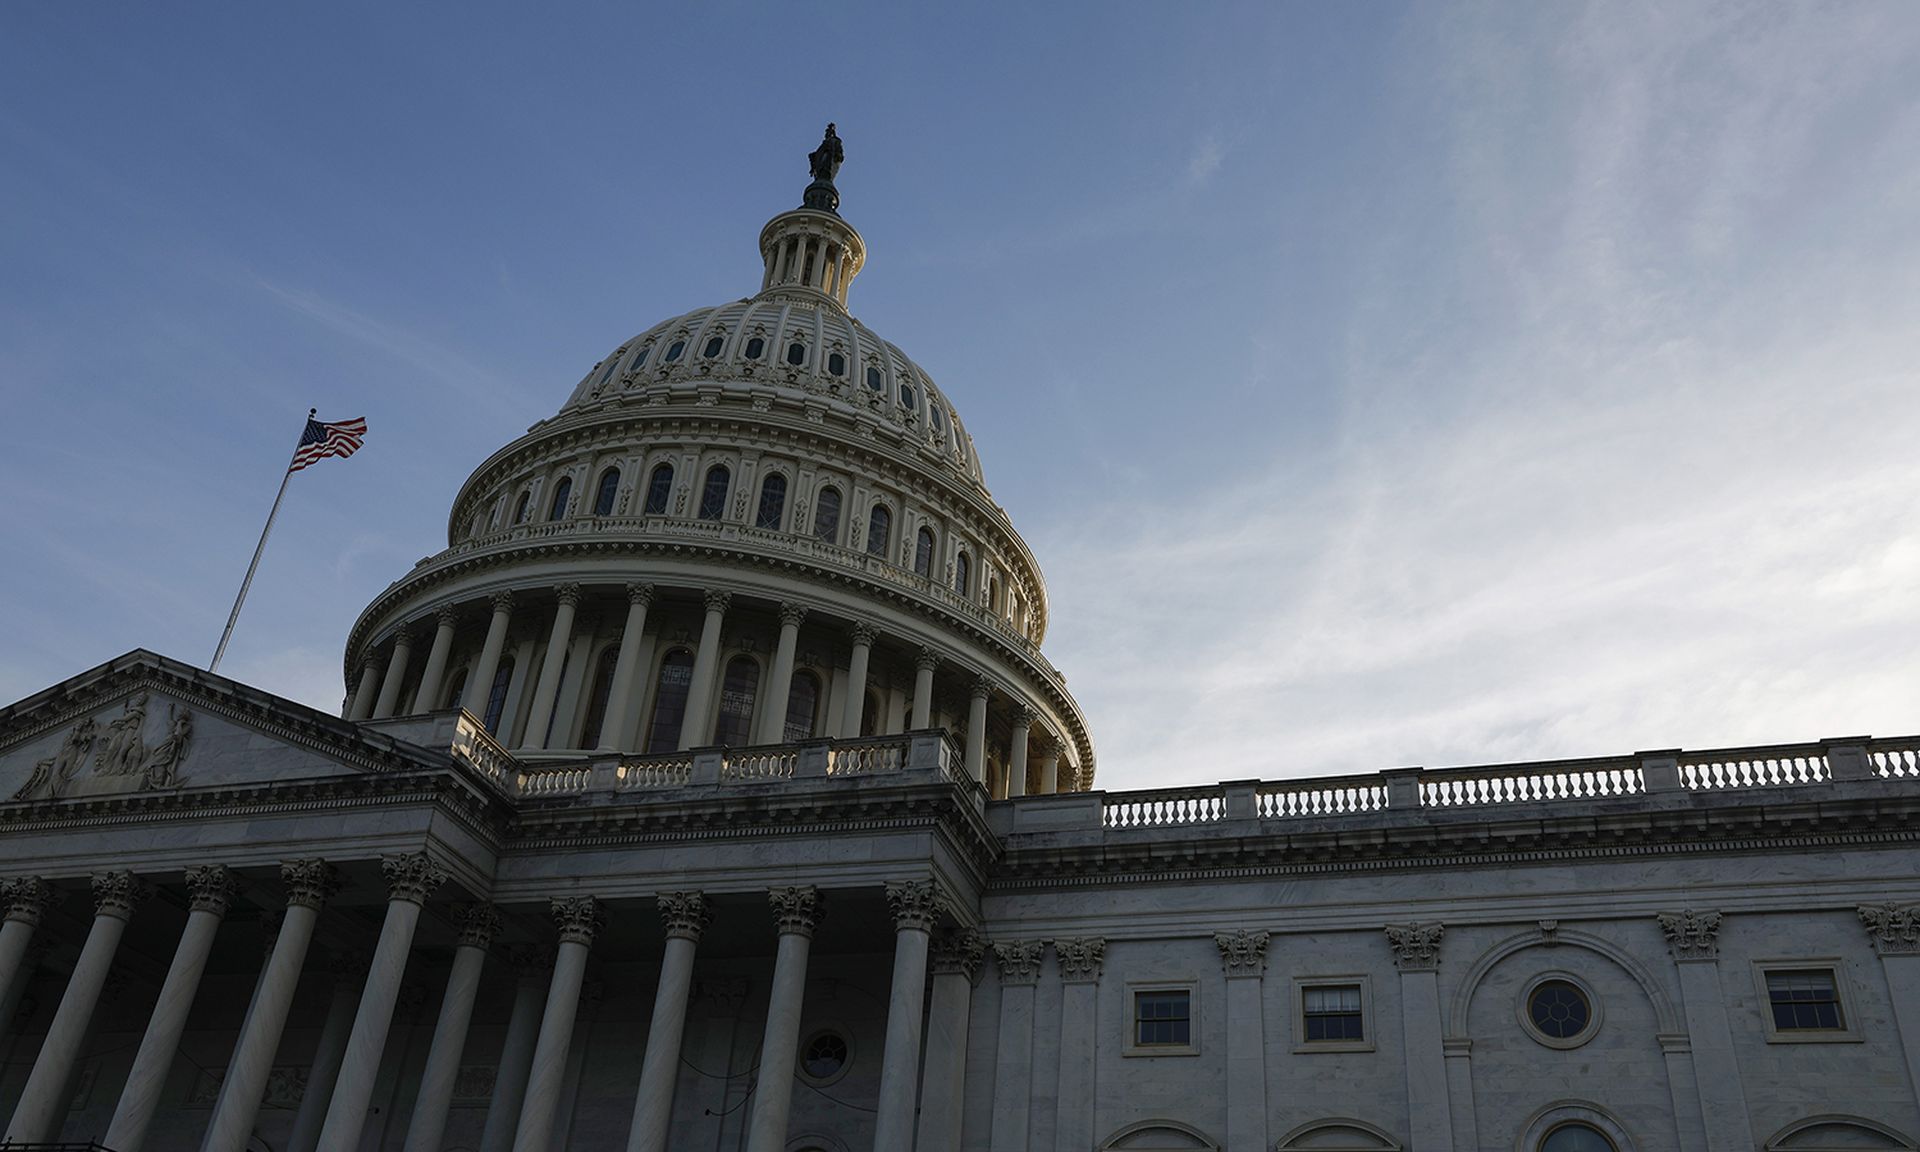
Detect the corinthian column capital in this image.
<box><xmin>930</xmin><ymin>929</ymin><xmax>984</xmax><ymax>980</ymax></box>
<box><xmin>779</xmin><ymin>601</ymin><xmax>810</xmax><ymax>628</ymax></box>
<box><xmin>884</xmin><ymin>880</ymin><xmax>941</xmax><ymax>932</ymax></box>
<box><xmin>381</xmin><ymin>852</ymin><xmax>449</xmax><ymax>904</ymax></box>
<box><xmin>703</xmin><ymin>590</ymin><xmax>733</xmax><ymax>615</ymax></box>
<box><xmin>489</xmin><ymin>590</ymin><xmax>516</xmax><ymax>614</ymax></box>
<box><xmin>626</xmin><ymin>582</ymin><xmax>656</xmax><ymax>607</ymax></box>
<box><xmin>2</xmin><ymin>878</ymin><xmax>57</xmax><ymax>926</ymax></box>
<box><xmin>849</xmin><ymin>622</ymin><xmax>877</xmax><ymax>647</ymax></box>
<box><xmin>915</xmin><ymin>647</ymin><xmax>940</xmax><ymax>673</ymax></box>
<box><xmin>91</xmin><ymin>871</ymin><xmax>149</xmax><ymax>919</ymax></box>
<box><xmin>554</xmin><ymin>582</ymin><xmax>583</xmax><ymax>608</ymax></box>
<box><xmin>769</xmin><ymin>886</ymin><xmax>824</xmax><ymax>937</ymax></box>
<box><xmin>1384</xmin><ymin>921</ymin><xmax>1445</xmax><ymax>970</ymax></box>
<box><xmin>550</xmin><ymin>896</ymin><xmax>603</xmax><ymax>947</ymax></box>
<box><xmin>1215</xmin><ymin>928</ymin><xmax>1269</xmax><ymax>977</ymax></box>
<box><xmin>458</xmin><ymin>903</ymin><xmax>504</xmax><ymax>950</ymax></box>
<box><xmin>658</xmin><ymin>891</ymin><xmax>714</xmax><ymax>942</ymax></box>
<box><xmin>185</xmin><ymin>865</ymin><xmax>237</xmax><ymax>916</ymax></box>
<box><xmin>1055</xmin><ymin>937</ymin><xmax>1106</xmax><ymax>983</ymax></box>
<box><xmin>281</xmin><ymin>859</ymin><xmax>341</xmax><ymax>911</ymax></box>
<box><xmin>1656</xmin><ymin>909</ymin><xmax>1723</xmax><ymax>961</ymax></box>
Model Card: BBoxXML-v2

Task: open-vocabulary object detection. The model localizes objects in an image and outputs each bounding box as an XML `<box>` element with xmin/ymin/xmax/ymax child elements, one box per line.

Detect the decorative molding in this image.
<box><xmin>553</xmin><ymin>582</ymin><xmax>583</xmax><ymax>608</ymax></box>
<box><xmin>1215</xmin><ymin>928</ymin><xmax>1270</xmax><ymax>977</ymax></box>
<box><xmin>91</xmin><ymin>870</ymin><xmax>148</xmax><ymax>919</ymax></box>
<box><xmin>1054</xmin><ymin>936</ymin><xmax>1106</xmax><ymax>983</ymax></box>
<box><xmin>1858</xmin><ymin>903</ymin><xmax>1920</xmax><ymax>956</ymax></box>
<box><xmin>703</xmin><ymin>590</ymin><xmax>733</xmax><ymax>615</ymax></box>
<box><xmin>381</xmin><ymin>852</ymin><xmax>449</xmax><ymax>904</ymax></box>
<box><xmin>915</xmin><ymin>647</ymin><xmax>940</xmax><ymax>673</ymax></box>
<box><xmin>435</xmin><ymin>604</ymin><xmax>461</xmax><ymax>628</ymax></box>
<box><xmin>778</xmin><ymin>602</ymin><xmax>810</xmax><ymax>628</ymax></box>
<box><xmin>884</xmin><ymin>879</ymin><xmax>940</xmax><ymax>931</ymax></box>
<box><xmin>1538</xmin><ymin>919</ymin><xmax>1561</xmax><ymax>946</ymax></box>
<box><xmin>488</xmin><ymin>591</ymin><xmax>516</xmax><ymax>615</ymax></box>
<box><xmin>1385</xmin><ymin>922</ymin><xmax>1445</xmax><ymax>970</ymax></box>
<box><xmin>970</xmin><ymin>675</ymin><xmax>994</xmax><ymax>700</ymax></box>
<box><xmin>185</xmin><ymin>865</ymin><xmax>236</xmax><ymax>917</ymax></box>
<box><xmin>993</xmin><ymin>939</ymin><xmax>1045</xmax><ymax>985</ymax></box>
<box><xmin>457</xmin><ymin>904</ymin><xmax>504</xmax><ymax>950</ymax></box>
<box><xmin>931</xmin><ymin>929</ymin><xmax>985</xmax><ymax>980</ymax></box>
<box><xmin>658</xmin><ymin>890</ymin><xmax>713</xmax><ymax>942</ymax></box>
<box><xmin>849</xmin><ymin>622</ymin><xmax>877</xmax><ymax>647</ymax></box>
<box><xmin>769</xmin><ymin>885</ymin><xmax>823</xmax><ymax>937</ymax></box>
<box><xmin>1657</xmin><ymin>909</ymin><xmax>1723</xmax><ymax>961</ymax></box>
<box><xmin>2</xmin><ymin>877</ymin><xmax>57</xmax><ymax>926</ymax></box>
<box><xmin>550</xmin><ymin>896</ymin><xmax>603</xmax><ymax>947</ymax></box>
<box><xmin>626</xmin><ymin>582</ymin><xmax>656</xmax><ymax>608</ymax></box>
<box><xmin>280</xmin><ymin>859</ymin><xmax>341</xmax><ymax>911</ymax></box>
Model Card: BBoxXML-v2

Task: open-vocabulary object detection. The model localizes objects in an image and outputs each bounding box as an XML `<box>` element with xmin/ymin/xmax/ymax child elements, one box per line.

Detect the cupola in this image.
<box><xmin>757</xmin><ymin>124</ymin><xmax>866</xmax><ymax>308</ymax></box>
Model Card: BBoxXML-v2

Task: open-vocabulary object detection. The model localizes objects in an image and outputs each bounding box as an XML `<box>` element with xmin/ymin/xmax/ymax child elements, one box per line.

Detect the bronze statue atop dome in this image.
<box><xmin>803</xmin><ymin>123</ymin><xmax>843</xmax><ymax>213</ymax></box>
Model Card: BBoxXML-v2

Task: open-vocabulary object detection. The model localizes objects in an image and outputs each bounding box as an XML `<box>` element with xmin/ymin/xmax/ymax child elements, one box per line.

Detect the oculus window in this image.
<box><xmin>1540</xmin><ymin>1124</ymin><xmax>1615</xmax><ymax>1152</ymax></box>
<box><xmin>1519</xmin><ymin>973</ymin><xmax>1601</xmax><ymax>1049</ymax></box>
<box><xmin>799</xmin><ymin>1030</ymin><xmax>850</xmax><ymax>1085</ymax></box>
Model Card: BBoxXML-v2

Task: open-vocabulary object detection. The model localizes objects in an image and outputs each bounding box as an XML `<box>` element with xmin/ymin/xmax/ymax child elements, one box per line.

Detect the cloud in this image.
<box><xmin>1187</xmin><ymin>134</ymin><xmax>1224</xmax><ymax>186</ymax></box>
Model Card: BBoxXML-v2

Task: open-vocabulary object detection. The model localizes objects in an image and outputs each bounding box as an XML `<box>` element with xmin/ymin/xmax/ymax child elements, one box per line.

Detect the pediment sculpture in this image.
<box><xmin>12</xmin><ymin>694</ymin><xmax>194</xmax><ymax>801</ymax></box>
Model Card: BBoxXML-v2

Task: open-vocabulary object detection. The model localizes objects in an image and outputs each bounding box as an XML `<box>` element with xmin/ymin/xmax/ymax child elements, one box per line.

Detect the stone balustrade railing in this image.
<box><xmin>1064</xmin><ymin>735</ymin><xmax>1916</xmax><ymax>833</ymax></box>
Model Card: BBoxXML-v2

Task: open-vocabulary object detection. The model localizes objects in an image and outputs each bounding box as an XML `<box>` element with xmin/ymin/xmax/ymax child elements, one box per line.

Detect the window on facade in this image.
<box><xmin>862</xmin><ymin>690</ymin><xmax>881</xmax><ymax>738</ymax></box>
<box><xmin>989</xmin><ymin>577</ymin><xmax>1001</xmax><ymax>613</ymax></box>
<box><xmin>914</xmin><ymin>527</ymin><xmax>935</xmax><ymax>577</ymax></box>
<box><xmin>577</xmin><ymin>646</ymin><xmax>622</xmax><ymax>750</ymax></box>
<box><xmin>784</xmin><ymin>670</ymin><xmax>820</xmax><ymax>742</ymax></box>
<box><xmin>813</xmin><ymin>486</ymin><xmax>842</xmax><ymax>543</ymax></box>
<box><xmin>1540</xmin><ymin>1124</ymin><xmax>1615</xmax><ymax>1152</ymax></box>
<box><xmin>664</xmin><ymin>340</ymin><xmax>685</xmax><ymax>363</ymax></box>
<box><xmin>482</xmin><ymin>658</ymin><xmax>514</xmax><ymax>735</ymax></box>
<box><xmin>1303</xmin><ymin>985</ymin><xmax>1364</xmax><ymax>1042</ymax></box>
<box><xmin>703</xmin><ymin>335</ymin><xmax>725</xmax><ymax>358</ymax></box>
<box><xmin>932</xmin><ymin>404</ymin><xmax>946</xmax><ymax>432</ymax></box>
<box><xmin>899</xmin><ymin>379</ymin><xmax>917</xmax><ymax>410</ymax></box>
<box><xmin>756</xmin><ymin>473</ymin><xmax>787</xmax><ymax>530</ymax></box>
<box><xmin>632</xmin><ymin>345</ymin><xmax>651</xmax><ymax>369</ymax></box>
<box><xmin>644</xmin><ymin>649</ymin><xmax>695</xmax><ymax>752</ymax></box>
<box><xmin>865</xmin><ymin>365</ymin><xmax>883</xmax><ymax>392</ymax></box>
<box><xmin>595</xmin><ymin>356</ymin><xmax>620</xmax><ymax>387</ymax></box>
<box><xmin>827</xmin><ymin>351</ymin><xmax>846</xmax><ymax>376</ymax></box>
<box><xmin>1528</xmin><ymin>980</ymin><xmax>1592</xmax><ymax>1041</ymax></box>
<box><xmin>593</xmin><ymin>468</ymin><xmax>620</xmax><ymax>516</ymax></box>
<box><xmin>644</xmin><ymin>464</ymin><xmax>673</xmax><ymax>515</ymax></box>
<box><xmin>866</xmin><ymin>504</ymin><xmax>891</xmax><ymax>557</ymax></box>
<box><xmin>1133</xmin><ymin>990</ymin><xmax>1191</xmax><ymax>1047</ymax></box>
<box><xmin>800</xmin><ymin>1031</ymin><xmax>848</xmax><ymax>1081</ymax></box>
<box><xmin>954</xmin><ymin>551</ymin><xmax>970</xmax><ymax>596</ymax></box>
<box><xmin>699</xmin><ymin>464</ymin><xmax>730</xmax><ymax>521</ymax></box>
<box><xmin>713</xmin><ymin>655</ymin><xmax>760</xmax><ymax>747</ymax></box>
<box><xmin>548</xmin><ymin>477</ymin><xmax>572</xmax><ymax>521</ymax></box>
<box><xmin>786</xmin><ymin>340</ymin><xmax>807</xmax><ymax>367</ymax></box>
<box><xmin>444</xmin><ymin>669</ymin><xmax>468</xmax><ymax>711</ymax></box>
<box><xmin>1767</xmin><ymin>969</ymin><xmax>1845</xmax><ymax>1031</ymax></box>
<box><xmin>513</xmin><ymin>491</ymin><xmax>532</xmax><ymax>525</ymax></box>
<box><xmin>744</xmin><ymin>336</ymin><xmax>765</xmax><ymax>360</ymax></box>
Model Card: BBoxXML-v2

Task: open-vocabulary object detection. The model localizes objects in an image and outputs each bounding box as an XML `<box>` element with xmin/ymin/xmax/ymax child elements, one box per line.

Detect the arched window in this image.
<box><xmin>786</xmin><ymin>340</ymin><xmax>807</xmax><ymax>366</ymax></box>
<box><xmin>744</xmin><ymin>336</ymin><xmax>765</xmax><ymax>360</ymax></box>
<box><xmin>756</xmin><ymin>473</ymin><xmax>788</xmax><ymax>530</ymax></box>
<box><xmin>444</xmin><ymin>668</ymin><xmax>469</xmax><ymax>710</ymax></box>
<box><xmin>783</xmin><ymin>670</ymin><xmax>821</xmax><ymax>742</ymax></box>
<box><xmin>699</xmin><ymin>465</ymin><xmax>730</xmax><ymax>521</ymax></box>
<box><xmin>664</xmin><ymin>339</ymin><xmax>685</xmax><ymax>363</ymax></box>
<box><xmin>592</xmin><ymin>468</ymin><xmax>620</xmax><ymax>516</ymax></box>
<box><xmin>644</xmin><ymin>649</ymin><xmax>695</xmax><ymax>752</ymax></box>
<box><xmin>513</xmin><ymin>491</ymin><xmax>532</xmax><ymax>525</ymax></box>
<box><xmin>643</xmin><ymin>464</ymin><xmax>673</xmax><ymax>515</ymax></box>
<box><xmin>702</xmin><ymin>335</ymin><xmax>725</xmax><ymax>358</ymax></box>
<box><xmin>898</xmin><ymin>377</ymin><xmax>917</xmax><ymax>410</ymax></box>
<box><xmin>482</xmin><ymin>658</ymin><xmax>515</xmax><ymax>735</ymax></box>
<box><xmin>713</xmin><ymin>655</ymin><xmax>760</xmax><ymax>747</ymax></box>
<box><xmin>914</xmin><ymin>527</ymin><xmax>935</xmax><ymax>577</ymax></box>
<box><xmin>989</xmin><ymin>577</ymin><xmax>1001</xmax><ymax>613</ymax></box>
<box><xmin>862</xmin><ymin>690</ymin><xmax>882</xmax><ymax>737</ymax></box>
<box><xmin>1540</xmin><ymin>1125</ymin><xmax>1614</xmax><ymax>1152</ymax></box>
<box><xmin>865</xmin><ymin>365</ymin><xmax>883</xmax><ymax>392</ymax></box>
<box><xmin>547</xmin><ymin>477</ymin><xmax>572</xmax><ymax>521</ymax></box>
<box><xmin>827</xmin><ymin>351</ymin><xmax>846</xmax><ymax>376</ymax></box>
<box><xmin>954</xmin><ymin>551</ymin><xmax>970</xmax><ymax>596</ymax></box>
<box><xmin>812</xmin><ymin>486</ymin><xmax>842</xmax><ymax>543</ymax></box>
<box><xmin>931</xmin><ymin>404</ymin><xmax>947</xmax><ymax>432</ymax></box>
<box><xmin>866</xmin><ymin>504</ymin><xmax>891</xmax><ymax>556</ymax></box>
<box><xmin>578</xmin><ymin>646</ymin><xmax>623</xmax><ymax>749</ymax></box>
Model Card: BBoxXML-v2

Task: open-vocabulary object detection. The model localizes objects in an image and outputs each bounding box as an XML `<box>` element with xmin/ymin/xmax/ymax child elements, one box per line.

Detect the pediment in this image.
<box><xmin>0</xmin><ymin>650</ymin><xmax>448</xmax><ymax>805</ymax></box>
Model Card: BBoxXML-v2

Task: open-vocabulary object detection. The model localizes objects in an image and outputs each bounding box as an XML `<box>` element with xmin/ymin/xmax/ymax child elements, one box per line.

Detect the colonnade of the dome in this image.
<box><xmin>345</xmin><ymin>581</ymin><xmax>1077</xmax><ymax>796</ymax></box>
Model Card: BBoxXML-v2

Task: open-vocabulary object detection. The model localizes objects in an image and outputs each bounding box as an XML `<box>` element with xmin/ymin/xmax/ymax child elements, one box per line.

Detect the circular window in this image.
<box><xmin>799</xmin><ymin>1029</ymin><xmax>850</xmax><ymax>1084</ymax></box>
<box><xmin>1519</xmin><ymin>973</ymin><xmax>1600</xmax><ymax>1049</ymax></box>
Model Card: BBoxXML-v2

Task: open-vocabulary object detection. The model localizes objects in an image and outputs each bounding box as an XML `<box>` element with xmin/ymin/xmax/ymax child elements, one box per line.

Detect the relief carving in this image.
<box><xmin>13</xmin><ymin>696</ymin><xmax>196</xmax><ymax>802</ymax></box>
<box><xmin>1858</xmin><ymin>903</ymin><xmax>1920</xmax><ymax>955</ymax></box>
<box><xmin>1657</xmin><ymin>909</ymin><xmax>1723</xmax><ymax>961</ymax></box>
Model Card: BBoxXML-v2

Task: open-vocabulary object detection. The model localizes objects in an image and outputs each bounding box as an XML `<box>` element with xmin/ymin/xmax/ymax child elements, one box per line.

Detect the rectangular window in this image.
<box><xmin>1133</xmin><ymin>990</ymin><xmax>1191</xmax><ymax>1048</ymax></box>
<box><xmin>1303</xmin><ymin>984</ymin><xmax>1364</xmax><ymax>1042</ymax></box>
<box><xmin>1767</xmin><ymin>969</ymin><xmax>1845</xmax><ymax>1031</ymax></box>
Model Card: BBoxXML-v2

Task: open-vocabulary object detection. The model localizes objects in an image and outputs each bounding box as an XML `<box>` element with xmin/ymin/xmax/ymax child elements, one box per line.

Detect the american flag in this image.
<box><xmin>289</xmin><ymin>415</ymin><xmax>368</xmax><ymax>472</ymax></box>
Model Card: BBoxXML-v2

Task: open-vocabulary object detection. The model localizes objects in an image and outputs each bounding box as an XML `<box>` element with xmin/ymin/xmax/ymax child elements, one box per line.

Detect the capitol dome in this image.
<box><xmin>340</xmin><ymin>127</ymin><xmax>1093</xmax><ymax>794</ymax></box>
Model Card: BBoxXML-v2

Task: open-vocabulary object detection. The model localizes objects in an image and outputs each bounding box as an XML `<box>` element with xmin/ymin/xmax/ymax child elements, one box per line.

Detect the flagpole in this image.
<box><xmin>209</xmin><ymin>409</ymin><xmax>313</xmax><ymax>674</ymax></box>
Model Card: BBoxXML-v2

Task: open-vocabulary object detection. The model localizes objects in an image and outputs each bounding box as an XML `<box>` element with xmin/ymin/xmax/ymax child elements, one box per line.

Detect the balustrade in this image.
<box><xmin>724</xmin><ymin>750</ymin><xmax>798</xmax><ymax>782</ymax></box>
<box><xmin>828</xmin><ymin>735</ymin><xmax>911</xmax><ymax>775</ymax></box>
<box><xmin>1678</xmin><ymin>749</ymin><xmax>1827</xmax><ymax>790</ymax></box>
<box><xmin>1103</xmin><ymin>787</ymin><xmax>1226</xmax><ymax>829</ymax></box>
<box><xmin>1420</xmin><ymin>759</ymin><xmax>1641</xmax><ymax>807</ymax></box>
<box><xmin>1258</xmin><ymin>778</ymin><xmax>1388</xmax><ymax>817</ymax></box>
<box><xmin>1869</xmin><ymin>739</ymin><xmax>1920</xmax><ymax>778</ymax></box>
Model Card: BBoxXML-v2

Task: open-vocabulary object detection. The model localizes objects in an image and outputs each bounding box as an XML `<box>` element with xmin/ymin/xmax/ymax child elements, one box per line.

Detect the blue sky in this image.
<box><xmin>4</xmin><ymin>3</ymin><xmax>1919</xmax><ymax>788</ymax></box>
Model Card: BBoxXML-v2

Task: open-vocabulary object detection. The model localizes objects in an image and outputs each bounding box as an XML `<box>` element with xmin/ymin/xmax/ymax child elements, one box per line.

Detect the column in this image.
<box><xmin>1216</xmin><ymin>931</ymin><xmax>1270</xmax><ymax>1152</ymax></box>
<box><xmin>479</xmin><ymin>947</ymin><xmax>551</xmax><ymax>1152</ymax></box>
<box><xmin>106</xmin><ymin>867</ymin><xmax>235</xmax><ymax>1152</ymax></box>
<box><xmin>522</xmin><ymin>584</ymin><xmax>583</xmax><ymax>750</ymax></box>
<box><xmin>348</xmin><ymin>657</ymin><xmax>381</xmax><ymax>721</ymax></box>
<box><xmin>5</xmin><ymin>872</ymin><xmax>147</xmax><ymax>1144</ymax></box>
<box><xmin>744</xmin><ymin>887</ymin><xmax>824</xmax><ymax>1152</ymax></box>
<box><xmin>288</xmin><ymin>956</ymin><xmax>365</xmax><ymax>1152</ymax></box>
<box><xmin>372</xmin><ymin>625</ymin><xmax>416</xmax><ymax>719</ymax></box>
<box><xmin>1657</xmin><ymin>911</ymin><xmax>1750</xmax><ymax>1152</ymax></box>
<box><xmin>316</xmin><ymin>853</ymin><xmax>449</xmax><ymax>1151</ymax></box>
<box><xmin>463</xmin><ymin>591</ymin><xmax>516</xmax><ymax>716</ymax></box>
<box><xmin>510</xmin><ymin>897</ymin><xmax>602</xmax><ymax>1152</ymax></box>
<box><xmin>403</xmin><ymin>905</ymin><xmax>503</xmax><ymax>1152</ymax></box>
<box><xmin>966</xmin><ymin>677</ymin><xmax>991</xmax><ymax>787</ymax></box>
<box><xmin>1006</xmin><ymin>708</ymin><xmax>1033</xmax><ymax>799</ymax></box>
<box><xmin>0</xmin><ymin>878</ymin><xmax>56</xmax><ymax>1047</ymax></box>
<box><xmin>915</xmin><ymin>931</ymin><xmax>984</xmax><ymax>1152</ymax></box>
<box><xmin>678</xmin><ymin>591</ymin><xmax>731</xmax><ymax>751</ymax></box>
<box><xmin>841</xmin><ymin>623</ymin><xmax>875</xmax><ymax>737</ymax></box>
<box><xmin>597</xmin><ymin>585</ymin><xmax>654</xmax><ymax>750</ymax></box>
<box><xmin>758</xmin><ymin>603</ymin><xmax>807</xmax><ymax>744</ymax></box>
<box><xmin>988</xmin><ymin>940</ymin><xmax>1043</xmax><ymax>1152</ymax></box>
<box><xmin>625</xmin><ymin>892</ymin><xmax>712</xmax><ymax>1152</ymax></box>
<box><xmin>1052</xmin><ymin>939</ymin><xmax>1104</xmax><ymax>1152</ymax></box>
<box><xmin>872</xmin><ymin>881</ymin><xmax>939</xmax><ymax>1151</ymax></box>
<box><xmin>1860</xmin><ymin>905</ymin><xmax>1920</xmax><ymax>1118</ymax></box>
<box><xmin>911</xmin><ymin>648</ymin><xmax>938</xmax><ymax>729</ymax></box>
<box><xmin>201</xmin><ymin>860</ymin><xmax>339</xmax><ymax>1152</ymax></box>
<box><xmin>413</xmin><ymin>605</ymin><xmax>460</xmax><ymax>714</ymax></box>
<box><xmin>1384</xmin><ymin>923</ymin><xmax>1454</xmax><ymax>1152</ymax></box>
<box><xmin>1036</xmin><ymin>752</ymin><xmax>1060</xmax><ymax>796</ymax></box>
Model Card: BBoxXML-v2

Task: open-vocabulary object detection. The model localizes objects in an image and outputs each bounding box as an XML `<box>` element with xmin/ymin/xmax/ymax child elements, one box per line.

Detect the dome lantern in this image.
<box><xmin>758</xmin><ymin>124</ymin><xmax>866</xmax><ymax>308</ymax></box>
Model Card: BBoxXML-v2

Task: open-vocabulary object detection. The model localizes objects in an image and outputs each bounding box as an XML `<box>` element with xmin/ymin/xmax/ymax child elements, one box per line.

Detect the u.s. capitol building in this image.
<box><xmin>2</xmin><ymin>131</ymin><xmax>1917</xmax><ymax>1152</ymax></box>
